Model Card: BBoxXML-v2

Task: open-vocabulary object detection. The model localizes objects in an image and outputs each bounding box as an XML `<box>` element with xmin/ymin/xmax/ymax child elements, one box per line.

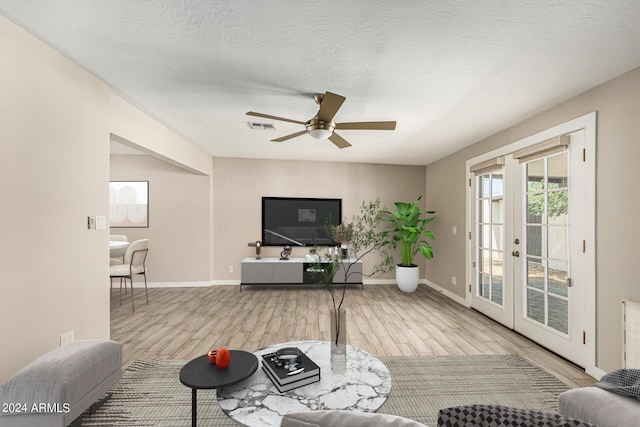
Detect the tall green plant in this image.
<box><xmin>381</xmin><ymin>196</ymin><xmax>435</xmax><ymax>266</ymax></box>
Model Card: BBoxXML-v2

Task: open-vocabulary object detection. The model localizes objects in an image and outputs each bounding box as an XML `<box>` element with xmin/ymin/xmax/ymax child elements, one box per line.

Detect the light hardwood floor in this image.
<box><xmin>110</xmin><ymin>284</ymin><xmax>596</xmax><ymax>388</ymax></box>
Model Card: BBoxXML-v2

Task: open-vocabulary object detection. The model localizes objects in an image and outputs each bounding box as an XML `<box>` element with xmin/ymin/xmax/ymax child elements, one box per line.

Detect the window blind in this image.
<box><xmin>513</xmin><ymin>135</ymin><xmax>570</xmax><ymax>163</ymax></box>
<box><xmin>469</xmin><ymin>156</ymin><xmax>505</xmax><ymax>175</ymax></box>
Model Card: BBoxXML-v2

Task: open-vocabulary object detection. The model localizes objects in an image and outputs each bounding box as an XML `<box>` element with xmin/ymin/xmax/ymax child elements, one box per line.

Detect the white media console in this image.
<box><xmin>240</xmin><ymin>257</ymin><xmax>363</xmax><ymax>290</ymax></box>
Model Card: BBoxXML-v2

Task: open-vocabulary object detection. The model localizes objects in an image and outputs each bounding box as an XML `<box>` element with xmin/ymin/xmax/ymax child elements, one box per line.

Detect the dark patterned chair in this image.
<box><xmin>437</xmin><ymin>404</ymin><xmax>596</xmax><ymax>427</ymax></box>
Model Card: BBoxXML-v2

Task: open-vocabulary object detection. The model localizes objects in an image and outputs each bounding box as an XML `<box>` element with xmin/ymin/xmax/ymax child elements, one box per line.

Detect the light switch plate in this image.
<box><xmin>95</xmin><ymin>215</ymin><xmax>106</xmax><ymax>230</ymax></box>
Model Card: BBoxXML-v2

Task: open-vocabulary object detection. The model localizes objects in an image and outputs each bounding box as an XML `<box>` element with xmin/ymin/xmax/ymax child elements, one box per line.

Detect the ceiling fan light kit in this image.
<box><xmin>305</xmin><ymin>118</ymin><xmax>335</xmax><ymax>140</ymax></box>
<box><xmin>246</xmin><ymin>91</ymin><xmax>396</xmax><ymax>149</ymax></box>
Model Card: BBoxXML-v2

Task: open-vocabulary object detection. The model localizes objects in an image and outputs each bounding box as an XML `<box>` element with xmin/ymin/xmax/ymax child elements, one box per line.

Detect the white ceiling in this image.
<box><xmin>1</xmin><ymin>1</ymin><xmax>638</xmax><ymax>166</ymax></box>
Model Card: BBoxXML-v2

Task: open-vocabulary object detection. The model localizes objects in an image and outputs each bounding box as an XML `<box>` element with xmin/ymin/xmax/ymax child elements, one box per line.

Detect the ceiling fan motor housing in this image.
<box><xmin>305</xmin><ymin>118</ymin><xmax>335</xmax><ymax>140</ymax></box>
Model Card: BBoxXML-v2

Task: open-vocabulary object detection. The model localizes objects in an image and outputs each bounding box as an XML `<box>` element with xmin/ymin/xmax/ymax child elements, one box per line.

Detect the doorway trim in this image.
<box><xmin>465</xmin><ymin>112</ymin><xmax>597</xmax><ymax>376</ymax></box>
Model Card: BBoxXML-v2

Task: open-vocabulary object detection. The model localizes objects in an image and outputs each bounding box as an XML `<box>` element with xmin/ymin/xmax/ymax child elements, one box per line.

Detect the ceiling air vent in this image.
<box><xmin>247</xmin><ymin>121</ymin><xmax>276</xmax><ymax>130</ymax></box>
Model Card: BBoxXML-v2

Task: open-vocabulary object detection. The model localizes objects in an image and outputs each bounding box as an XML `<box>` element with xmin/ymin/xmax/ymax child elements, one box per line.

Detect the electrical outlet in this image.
<box><xmin>60</xmin><ymin>330</ymin><xmax>74</xmax><ymax>346</ymax></box>
<box><xmin>87</xmin><ymin>216</ymin><xmax>95</xmax><ymax>229</ymax></box>
<box><xmin>451</xmin><ymin>276</ymin><xmax>457</xmax><ymax>285</ymax></box>
<box><xmin>228</xmin><ymin>265</ymin><xmax>233</xmax><ymax>274</ymax></box>
<box><xmin>452</xmin><ymin>226</ymin><xmax>457</xmax><ymax>235</ymax></box>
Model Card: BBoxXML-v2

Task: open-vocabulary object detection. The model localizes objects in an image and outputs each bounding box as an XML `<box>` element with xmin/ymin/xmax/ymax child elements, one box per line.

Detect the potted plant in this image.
<box><xmin>381</xmin><ymin>196</ymin><xmax>435</xmax><ymax>293</ymax></box>
<box><xmin>310</xmin><ymin>199</ymin><xmax>394</xmax><ymax>371</ymax></box>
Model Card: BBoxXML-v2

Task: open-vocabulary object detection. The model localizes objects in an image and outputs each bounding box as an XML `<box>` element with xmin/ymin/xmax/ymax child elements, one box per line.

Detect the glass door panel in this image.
<box><xmin>548</xmin><ymin>261</ymin><xmax>568</xmax><ymax>297</ymax></box>
<box><xmin>527</xmin><ymin>289</ymin><xmax>545</xmax><ymax>324</ymax></box>
<box><xmin>475</xmin><ymin>172</ymin><xmax>504</xmax><ymax>307</ymax></box>
<box><xmin>523</xmin><ymin>152</ymin><xmax>569</xmax><ymax>335</ymax></box>
<box><xmin>526</xmin><ymin>257</ymin><xmax>544</xmax><ymax>290</ymax></box>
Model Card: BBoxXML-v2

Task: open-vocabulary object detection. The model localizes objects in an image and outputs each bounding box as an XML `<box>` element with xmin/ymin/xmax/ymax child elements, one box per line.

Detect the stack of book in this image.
<box><xmin>261</xmin><ymin>349</ymin><xmax>321</xmax><ymax>392</ymax></box>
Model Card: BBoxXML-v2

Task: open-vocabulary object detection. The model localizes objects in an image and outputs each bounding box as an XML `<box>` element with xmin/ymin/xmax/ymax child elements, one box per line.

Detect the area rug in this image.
<box><xmin>81</xmin><ymin>355</ymin><xmax>570</xmax><ymax>426</ymax></box>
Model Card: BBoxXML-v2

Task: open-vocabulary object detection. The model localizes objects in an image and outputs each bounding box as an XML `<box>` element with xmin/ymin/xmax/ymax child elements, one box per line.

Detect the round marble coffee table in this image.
<box><xmin>216</xmin><ymin>340</ymin><xmax>391</xmax><ymax>427</ymax></box>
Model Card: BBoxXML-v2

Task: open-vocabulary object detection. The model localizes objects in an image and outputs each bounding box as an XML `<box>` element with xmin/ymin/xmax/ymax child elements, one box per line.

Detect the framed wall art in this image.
<box><xmin>109</xmin><ymin>181</ymin><xmax>149</xmax><ymax>228</ymax></box>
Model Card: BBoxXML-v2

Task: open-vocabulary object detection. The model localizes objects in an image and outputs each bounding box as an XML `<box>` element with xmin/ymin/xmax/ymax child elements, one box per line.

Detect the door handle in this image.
<box><xmin>511</xmin><ymin>251</ymin><xmax>520</xmax><ymax>257</ymax></box>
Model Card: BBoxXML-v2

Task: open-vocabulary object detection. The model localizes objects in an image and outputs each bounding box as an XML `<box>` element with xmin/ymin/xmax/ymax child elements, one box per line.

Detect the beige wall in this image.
<box><xmin>0</xmin><ymin>17</ymin><xmax>111</xmax><ymax>382</ymax></box>
<box><xmin>0</xmin><ymin>17</ymin><xmax>210</xmax><ymax>382</ymax></box>
<box><xmin>110</xmin><ymin>94</ymin><xmax>213</xmax><ymax>176</ymax></box>
<box><xmin>109</xmin><ymin>93</ymin><xmax>214</xmax><ymax>284</ymax></box>
<box><xmin>110</xmin><ymin>155</ymin><xmax>212</xmax><ymax>283</ymax></box>
<box><xmin>211</xmin><ymin>158</ymin><xmax>426</xmax><ymax>282</ymax></box>
<box><xmin>424</xmin><ymin>68</ymin><xmax>640</xmax><ymax>371</ymax></box>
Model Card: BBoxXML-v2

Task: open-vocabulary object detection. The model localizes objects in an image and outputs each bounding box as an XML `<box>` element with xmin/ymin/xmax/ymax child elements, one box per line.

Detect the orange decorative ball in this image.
<box><xmin>216</xmin><ymin>347</ymin><xmax>231</xmax><ymax>369</ymax></box>
<box><xmin>207</xmin><ymin>350</ymin><xmax>217</xmax><ymax>364</ymax></box>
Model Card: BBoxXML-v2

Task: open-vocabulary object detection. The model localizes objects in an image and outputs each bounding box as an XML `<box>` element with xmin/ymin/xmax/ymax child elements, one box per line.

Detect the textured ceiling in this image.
<box><xmin>1</xmin><ymin>1</ymin><xmax>639</xmax><ymax>165</ymax></box>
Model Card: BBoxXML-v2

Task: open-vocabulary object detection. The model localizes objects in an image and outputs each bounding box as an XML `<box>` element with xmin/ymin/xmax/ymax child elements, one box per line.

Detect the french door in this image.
<box><xmin>467</xmin><ymin>115</ymin><xmax>595</xmax><ymax>369</ymax></box>
<box><xmin>472</xmin><ymin>170</ymin><xmax>513</xmax><ymax>328</ymax></box>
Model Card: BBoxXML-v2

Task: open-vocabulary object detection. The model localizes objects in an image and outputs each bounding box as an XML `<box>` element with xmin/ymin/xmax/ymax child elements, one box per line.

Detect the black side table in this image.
<box><xmin>179</xmin><ymin>350</ymin><xmax>258</xmax><ymax>427</ymax></box>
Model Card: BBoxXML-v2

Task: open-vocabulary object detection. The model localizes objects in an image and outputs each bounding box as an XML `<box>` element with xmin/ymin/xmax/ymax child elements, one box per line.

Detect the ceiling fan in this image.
<box><xmin>246</xmin><ymin>91</ymin><xmax>396</xmax><ymax>149</ymax></box>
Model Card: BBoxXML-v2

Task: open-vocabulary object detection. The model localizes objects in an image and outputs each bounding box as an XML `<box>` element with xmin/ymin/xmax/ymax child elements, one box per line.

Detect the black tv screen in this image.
<box><xmin>262</xmin><ymin>197</ymin><xmax>341</xmax><ymax>247</ymax></box>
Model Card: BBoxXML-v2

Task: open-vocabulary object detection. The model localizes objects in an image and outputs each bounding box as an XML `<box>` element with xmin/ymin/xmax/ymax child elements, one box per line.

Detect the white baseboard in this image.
<box><xmin>133</xmin><ymin>280</ymin><xmax>389</xmax><ymax>288</ymax></box>
<box><xmin>124</xmin><ymin>280</ymin><xmax>243</xmax><ymax>288</ymax></box>
<box><xmin>424</xmin><ymin>280</ymin><xmax>469</xmax><ymax>307</ymax></box>
<box><xmin>362</xmin><ymin>279</ymin><xmax>401</xmax><ymax>285</ymax></box>
<box><xmin>140</xmin><ymin>279</ymin><xmax>405</xmax><ymax>287</ymax></box>
<box><xmin>586</xmin><ymin>365</ymin><xmax>606</xmax><ymax>380</ymax></box>
<box><xmin>211</xmin><ymin>280</ymin><xmax>241</xmax><ymax>286</ymax></box>
<box><xmin>125</xmin><ymin>281</ymin><xmax>215</xmax><ymax>288</ymax></box>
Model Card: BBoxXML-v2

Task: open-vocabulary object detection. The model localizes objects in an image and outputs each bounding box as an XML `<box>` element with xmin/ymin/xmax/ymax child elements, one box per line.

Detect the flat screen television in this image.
<box><xmin>262</xmin><ymin>197</ymin><xmax>342</xmax><ymax>247</ymax></box>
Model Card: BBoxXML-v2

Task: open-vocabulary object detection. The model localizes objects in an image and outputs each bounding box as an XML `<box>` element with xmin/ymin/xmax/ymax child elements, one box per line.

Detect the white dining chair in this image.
<box><xmin>109</xmin><ymin>234</ymin><xmax>128</xmax><ymax>266</ymax></box>
<box><xmin>109</xmin><ymin>239</ymin><xmax>149</xmax><ymax>312</ymax></box>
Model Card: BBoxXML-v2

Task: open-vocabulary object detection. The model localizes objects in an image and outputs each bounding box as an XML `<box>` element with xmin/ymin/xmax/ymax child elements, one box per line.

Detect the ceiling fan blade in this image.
<box><xmin>317</xmin><ymin>92</ymin><xmax>346</xmax><ymax>123</ymax></box>
<box><xmin>335</xmin><ymin>121</ymin><xmax>397</xmax><ymax>130</ymax></box>
<box><xmin>328</xmin><ymin>132</ymin><xmax>352</xmax><ymax>149</ymax></box>
<box><xmin>246</xmin><ymin>111</ymin><xmax>305</xmax><ymax>125</ymax></box>
<box><xmin>271</xmin><ymin>130</ymin><xmax>307</xmax><ymax>142</ymax></box>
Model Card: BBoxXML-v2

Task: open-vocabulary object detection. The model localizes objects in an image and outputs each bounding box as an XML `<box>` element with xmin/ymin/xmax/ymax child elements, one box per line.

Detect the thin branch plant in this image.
<box><xmin>310</xmin><ymin>199</ymin><xmax>395</xmax><ymax>346</ymax></box>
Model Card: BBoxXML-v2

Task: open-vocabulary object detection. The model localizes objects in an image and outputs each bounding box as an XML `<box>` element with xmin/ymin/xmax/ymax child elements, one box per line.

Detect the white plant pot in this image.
<box><xmin>396</xmin><ymin>265</ymin><xmax>419</xmax><ymax>293</ymax></box>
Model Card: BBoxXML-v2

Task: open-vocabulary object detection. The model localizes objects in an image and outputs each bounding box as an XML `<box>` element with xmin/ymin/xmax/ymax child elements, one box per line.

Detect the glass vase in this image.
<box><xmin>330</xmin><ymin>307</ymin><xmax>347</xmax><ymax>373</ymax></box>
